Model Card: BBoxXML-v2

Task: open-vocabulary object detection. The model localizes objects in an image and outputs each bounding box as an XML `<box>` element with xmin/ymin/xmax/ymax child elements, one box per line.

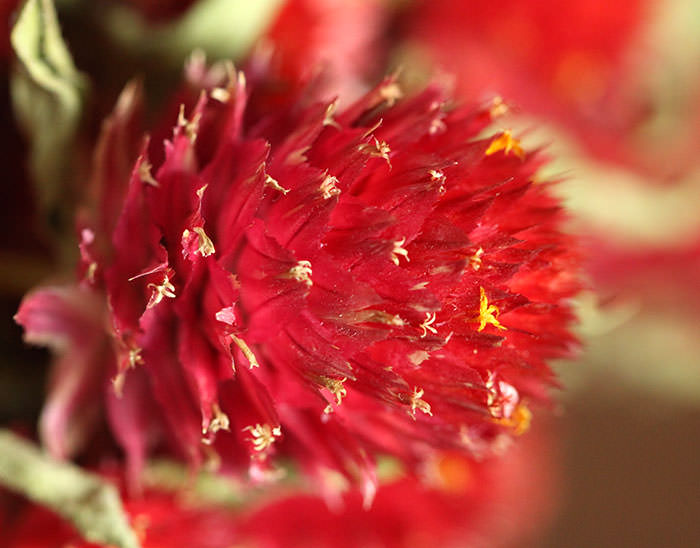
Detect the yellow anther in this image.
<box><xmin>485</xmin><ymin>130</ymin><xmax>524</xmax><ymax>159</ymax></box>
<box><xmin>429</xmin><ymin>169</ymin><xmax>444</xmax><ymax>180</ymax></box>
<box><xmin>494</xmin><ymin>403</ymin><xmax>531</xmax><ymax>436</ymax></box>
<box><xmin>138</xmin><ymin>159</ymin><xmax>159</xmax><ymax>187</ymax></box>
<box><xmin>419</xmin><ymin>312</ymin><xmax>438</xmax><ymax>338</ymax></box>
<box><xmin>323</xmin><ymin>100</ymin><xmax>341</xmax><ymax>129</ymax></box>
<box><xmin>321</xmin><ymin>376</ymin><xmax>348</xmax><ymax>406</ymax></box>
<box><xmin>429</xmin><ymin>169</ymin><xmax>446</xmax><ymax>193</ymax></box>
<box><xmin>429</xmin><ymin>116</ymin><xmax>447</xmax><ymax>135</ymax></box>
<box><xmin>243</xmin><ymin>423</ymin><xmax>282</xmax><ymax>453</ymax></box>
<box><xmin>210</xmin><ymin>87</ymin><xmax>231</xmax><ymax>103</ymax></box>
<box><xmin>85</xmin><ymin>262</ymin><xmax>98</xmax><ymax>284</ymax></box>
<box><xmin>391</xmin><ymin>237</ymin><xmax>410</xmax><ymax>266</ymax></box>
<box><xmin>408</xmin><ymin>387</ymin><xmax>432</xmax><ymax>419</ymax></box>
<box><xmin>128</xmin><ymin>347</ymin><xmax>144</xmax><ymax>368</ymax></box>
<box><xmin>204</xmin><ymin>403</ymin><xmax>230</xmax><ymax>435</ymax></box>
<box><xmin>320</xmin><ymin>173</ymin><xmax>341</xmax><ymax>199</ymax></box>
<box><xmin>472</xmin><ymin>287</ymin><xmax>506</xmax><ymax>332</ymax></box>
<box><xmin>489</xmin><ymin>96</ymin><xmax>509</xmax><ymax>119</ymax></box>
<box><xmin>265</xmin><ymin>174</ymin><xmax>290</xmax><ymax>195</ymax></box>
<box><xmin>146</xmin><ymin>274</ymin><xmax>176</xmax><ymax>308</ymax></box>
<box><xmin>379</xmin><ymin>81</ymin><xmax>403</xmax><ymax>107</ymax></box>
<box><xmin>359</xmin><ymin>137</ymin><xmax>392</xmax><ymax>167</ymax></box>
<box><xmin>287</xmin><ymin>260</ymin><xmax>313</xmax><ymax>287</ymax></box>
<box><xmin>469</xmin><ymin>248</ymin><xmax>484</xmax><ymax>271</ymax></box>
<box><xmin>183</xmin><ymin>227</ymin><xmax>216</xmax><ymax>257</ymax></box>
<box><xmin>231</xmin><ymin>334</ymin><xmax>259</xmax><ymax>369</ymax></box>
<box><xmin>177</xmin><ymin>104</ymin><xmax>201</xmax><ymax>143</ymax></box>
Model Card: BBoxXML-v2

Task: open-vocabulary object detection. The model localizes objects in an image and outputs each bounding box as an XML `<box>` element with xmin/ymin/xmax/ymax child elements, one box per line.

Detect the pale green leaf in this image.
<box><xmin>0</xmin><ymin>430</ymin><xmax>140</xmax><ymax>548</ymax></box>
<box><xmin>10</xmin><ymin>0</ymin><xmax>87</xmax><ymax>234</ymax></box>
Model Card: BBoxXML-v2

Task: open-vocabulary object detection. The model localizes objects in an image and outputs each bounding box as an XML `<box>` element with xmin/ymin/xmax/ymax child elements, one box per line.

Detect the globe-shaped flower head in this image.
<box><xmin>17</xmin><ymin>61</ymin><xmax>578</xmax><ymax>499</ymax></box>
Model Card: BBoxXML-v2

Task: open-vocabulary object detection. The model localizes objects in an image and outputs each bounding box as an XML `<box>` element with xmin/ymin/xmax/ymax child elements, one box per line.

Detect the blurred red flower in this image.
<box><xmin>263</xmin><ymin>0</ymin><xmax>386</xmax><ymax>101</ymax></box>
<box><xmin>16</xmin><ymin>60</ymin><xmax>578</xmax><ymax>497</ymax></box>
<box><xmin>401</xmin><ymin>0</ymin><xmax>658</xmax><ymax>173</ymax></box>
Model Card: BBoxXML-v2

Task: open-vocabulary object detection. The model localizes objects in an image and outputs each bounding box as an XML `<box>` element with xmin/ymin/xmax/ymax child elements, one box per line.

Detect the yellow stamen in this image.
<box><xmin>391</xmin><ymin>237</ymin><xmax>410</xmax><ymax>266</ymax></box>
<box><xmin>429</xmin><ymin>116</ymin><xmax>447</xmax><ymax>135</ymax></box>
<box><xmin>429</xmin><ymin>169</ymin><xmax>446</xmax><ymax>193</ymax></box>
<box><xmin>379</xmin><ymin>81</ymin><xmax>403</xmax><ymax>107</ymax></box>
<box><xmin>147</xmin><ymin>275</ymin><xmax>176</xmax><ymax>308</ymax></box>
<box><xmin>489</xmin><ymin>96</ymin><xmax>509</xmax><ymax>119</ymax></box>
<box><xmin>210</xmin><ymin>87</ymin><xmax>230</xmax><ymax>103</ymax></box>
<box><xmin>183</xmin><ymin>227</ymin><xmax>216</xmax><ymax>257</ymax></box>
<box><xmin>472</xmin><ymin>287</ymin><xmax>506</xmax><ymax>332</ymax></box>
<box><xmin>469</xmin><ymin>248</ymin><xmax>484</xmax><ymax>271</ymax></box>
<box><xmin>177</xmin><ymin>104</ymin><xmax>201</xmax><ymax>143</ymax></box>
<box><xmin>231</xmin><ymin>334</ymin><xmax>260</xmax><ymax>369</ymax></box>
<box><xmin>408</xmin><ymin>387</ymin><xmax>433</xmax><ymax>419</ymax></box>
<box><xmin>321</xmin><ymin>376</ymin><xmax>348</xmax><ymax>406</ymax></box>
<box><xmin>320</xmin><ymin>173</ymin><xmax>341</xmax><ymax>199</ymax></box>
<box><xmin>265</xmin><ymin>174</ymin><xmax>290</xmax><ymax>195</ymax></box>
<box><xmin>359</xmin><ymin>137</ymin><xmax>392</xmax><ymax>167</ymax></box>
<box><xmin>419</xmin><ymin>312</ymin><xmax>438</xmax><ymax>338</ymax></box>
<box><xmin>85</xmin><ymin>262</ymin><xmax>98</xmax><ymax>283</ymax></box>
<box><xmin>204</xmin><ymin>403</ymin><xmax>230</xmax><ymax>435</ymax></box>
<box><xmin>243</xmin><ymin>423</ymin><xmax>282</xmax><ymax>453</ymax></box>
<box><xmin>323</xmin><ymin>100</ymin><xmax>341</xmax><ymax>129</ymax></box>
<box><xmin>494</xmin><ymin>403</ymin><xmax>532</xmax><ymax>435</ymax></box>
<box><xmin>128</xmin><ymin>347</ymin><xmax>144</xmax><ymax>368</ymax></box>
<box><xmin>485</xmin><ymin>130</ymin><xmax>524</xmax><ymax>159</ymax></box>
<box><xmin>286</xmin><ymin>260</ymin><xmax>313</xmax><ymax>287</ymax></box>
<box><xmin>138</xmin><ymin>159</ymin><xmax>159</xmax><ymax>187</ymax></box>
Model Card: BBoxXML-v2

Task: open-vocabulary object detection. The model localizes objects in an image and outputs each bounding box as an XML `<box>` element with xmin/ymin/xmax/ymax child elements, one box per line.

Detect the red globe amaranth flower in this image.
<box><xmin>17</xmin><ymin>63</ymin><xmax>578</xmax><ymax>496</ymax></box>
<box><xmin>2</xmin><ymin>426</ymin><xmax>558</xmax><ymax>548</ymax></box>
<box><xmin>401</xmin><ymin>0</ymin><xmax>656</xmax><ymax>173</ymax></box>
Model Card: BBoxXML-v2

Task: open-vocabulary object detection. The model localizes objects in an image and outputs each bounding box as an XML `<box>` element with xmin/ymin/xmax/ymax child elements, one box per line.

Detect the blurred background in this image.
<box><xmin>1</xmin><ymin>0</ymin><xmax>699</xmax><ymax>546</ymax></box>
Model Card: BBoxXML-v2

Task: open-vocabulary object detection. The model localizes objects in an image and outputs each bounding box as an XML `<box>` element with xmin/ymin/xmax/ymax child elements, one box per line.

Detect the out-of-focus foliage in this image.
<box><xmin>10</xmin><ymin>0</ymin><xmax>87</xmax><ymax>239</ymax></box>
<box><xmin>0</xmin><ymin>430</ymin><xmax>139</xmax><ymax>548</ymax></box>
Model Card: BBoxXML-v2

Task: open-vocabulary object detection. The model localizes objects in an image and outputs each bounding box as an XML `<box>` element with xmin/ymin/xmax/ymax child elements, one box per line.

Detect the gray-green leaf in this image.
<box><xmin>10</xmin><ymin>0</ymin><xmax>87</xmax><ymax>240</ymax></box>
<box><xmin>0</xmin><ymin>430</ymin><xmax>140</xmax><ymax>548</ymax></box>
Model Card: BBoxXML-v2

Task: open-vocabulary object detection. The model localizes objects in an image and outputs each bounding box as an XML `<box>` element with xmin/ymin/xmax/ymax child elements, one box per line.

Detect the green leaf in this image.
<box><xmin>0</xmin><ymin>430</ymin><xmax>141</xmax><ymax>548</ymax></box>
<box><xmin>10</xmin><ymin>0</ymin><xmax>87</xmax><ymax>236</ymax></box>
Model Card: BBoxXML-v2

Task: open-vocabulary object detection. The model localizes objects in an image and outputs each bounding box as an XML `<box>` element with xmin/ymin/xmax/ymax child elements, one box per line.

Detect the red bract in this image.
<box><xmin>16</xmin><ymin>62</ymin><xmax>578</xmax><ymax>498</ymax></box>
